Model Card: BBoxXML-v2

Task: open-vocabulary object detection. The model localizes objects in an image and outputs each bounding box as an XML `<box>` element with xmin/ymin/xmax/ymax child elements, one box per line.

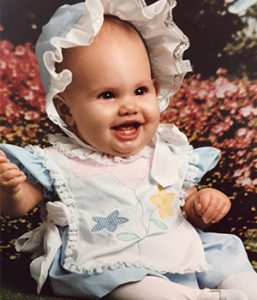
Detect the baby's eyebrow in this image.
<box><xmin>134</xmin><ymin>79</ymin><xmax>154</xmax><ymax>86</ymax></box>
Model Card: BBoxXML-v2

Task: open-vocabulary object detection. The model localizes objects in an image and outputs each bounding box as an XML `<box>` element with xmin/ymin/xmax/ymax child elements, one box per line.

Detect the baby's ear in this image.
<box><xmin>54</xmin><ymin>95</ymin><xmax>75</xmax><ymax>128</ymax></box>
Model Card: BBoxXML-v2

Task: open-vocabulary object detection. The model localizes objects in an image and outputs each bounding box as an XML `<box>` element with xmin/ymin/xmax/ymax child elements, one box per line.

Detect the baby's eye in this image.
<box><xmin>98</xmin><ymin>91</ymin><xmax>115</xmax><ymax>100</ymax></box>
<box><xmin>135</xmin><ymin>86</ymin><xmax>147</xmax><ymax>96</ymax></box>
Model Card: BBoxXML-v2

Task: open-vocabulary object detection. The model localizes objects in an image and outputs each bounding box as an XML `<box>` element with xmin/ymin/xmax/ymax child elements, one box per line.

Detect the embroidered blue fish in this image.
<box><xmin>91</xmin><ymin>210</ymin><xmax>129</xmax><ymax>232</ymax></box>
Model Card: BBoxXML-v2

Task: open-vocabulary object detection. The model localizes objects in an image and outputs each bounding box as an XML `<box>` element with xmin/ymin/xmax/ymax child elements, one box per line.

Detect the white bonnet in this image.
<box><xmin>36</xmin><ymin>0</ymin><xmax>192</xmax><ymax>144</ymax></box>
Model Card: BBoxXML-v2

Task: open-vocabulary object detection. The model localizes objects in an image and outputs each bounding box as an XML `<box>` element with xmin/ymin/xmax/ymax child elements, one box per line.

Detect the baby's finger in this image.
<box><xmin>193</xmin><ymin>200</ymin><xmax>204</xmax><ymax>217</ymax></box>
<box><xmin>0</xmin><ymin>169</ymin><xmax>27</xmax><ymax>186</ymax></box>
<box><xmin>0</xmin><ymin>151</ymin><xmax>9</xmax><ymax>163</ymax></box>
<box><xmin>209</xmin><ymin>203</ymin><xmax>231</xmax><ymax>223</ymax></box>
<box><xmin>185</xmin><ymin>187</ymin><xmax>198</xmax><ymax>199</ymax></box>
<box><xmin>3</xmin><ymin>174</ymin><xmax>27</xmax><ymax>188</ymax></box>
<box><xmin>201</xmin><ymin>198</ymin><xmax>221</xmax><ymax>223</ymax></box>
<box><xmin>0</xmin><ymin>161</ymin><xmax>20</xmax><ymax>173</ymax></box>
<box><xmin>0</xmin><ymin>149</ymin><xmax>8</xmax><ymax>158</ymax></box>
<box><xmin>0</xmin><ymin>175</ymin><xmax>26</xmax><ymax>195</ymax></box>
<box><xmin>197</xmin><ymin>196</ymin><xmax>211</xmax><ymax>213</ymax></box>
<box><xmin>203</xmin><ymin>206</ymin><xmax>223</xmax><ymax>223</ymax></box>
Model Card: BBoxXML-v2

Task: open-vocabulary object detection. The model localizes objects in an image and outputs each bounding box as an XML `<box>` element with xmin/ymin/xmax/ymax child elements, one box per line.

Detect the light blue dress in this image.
<box><xmin>0</xmin><ymin>125</ymin><xmax>254</xmax><ymax>299</ymax></box>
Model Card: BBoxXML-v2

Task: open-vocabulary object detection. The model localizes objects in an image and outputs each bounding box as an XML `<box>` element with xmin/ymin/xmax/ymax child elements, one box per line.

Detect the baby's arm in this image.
<box><xmin>0</xmin><ymin>150</ymin><xmax>44</xmax><ymax>217</ymax></box>
<box><xmin>183</xmin><ymin>187</ymin><xmax>231</xmax><ymax>229</ymax></box>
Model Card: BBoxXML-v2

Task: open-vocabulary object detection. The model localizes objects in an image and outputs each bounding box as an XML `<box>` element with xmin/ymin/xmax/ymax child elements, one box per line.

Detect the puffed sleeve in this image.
<box><xmin>179</xmin><ymin>146</ymin><xmax>220</xmax><ymax>206</ymax></box>
<box><xmin>0</xmin><ymin>144</ymin><xmax>54</xmax><ymax>196</ymax></box>
<box><xmin>192</xmin><ymin>147</ymin><xmax>221</xmax><ymax>184</ymax></box>
<box><xmin>183</xmin><ymin>146</ymin><xmax>221</xmax><ymax>188</ymax></box>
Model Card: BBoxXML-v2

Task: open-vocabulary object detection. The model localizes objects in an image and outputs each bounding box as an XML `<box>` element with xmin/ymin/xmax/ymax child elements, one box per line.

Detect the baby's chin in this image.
<box><xmin>108</xmin><ymin>145</ymin><xmax>145</xmax><ymax>158</ymax></box>
<box><xmin>80</xmin><ymin>136</ymin><xmax>146</xmax><ymax>158</ymax></box>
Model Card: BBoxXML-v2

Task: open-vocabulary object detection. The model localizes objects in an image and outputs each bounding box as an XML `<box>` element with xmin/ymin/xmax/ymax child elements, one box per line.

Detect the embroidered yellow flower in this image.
<box><xmin>150</xmin><ymin>185</ymin><xmax>175</xmax><ymax>219</ymax></box>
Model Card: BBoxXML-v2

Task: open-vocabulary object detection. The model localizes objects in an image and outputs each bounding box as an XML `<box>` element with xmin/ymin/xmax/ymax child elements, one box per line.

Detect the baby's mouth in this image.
<box><xmin>111</xmin><ymin>122</ymin><xmax>142</xmax><ymax>140</ymax></box>
<box><xmin>112</xmin><ymin>122</ymin><xmax>141</xmax><ymax>131</ymax></box>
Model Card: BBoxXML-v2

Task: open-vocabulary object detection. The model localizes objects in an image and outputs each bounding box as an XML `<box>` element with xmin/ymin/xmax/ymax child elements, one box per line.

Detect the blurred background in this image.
<box><xmin>0</xmin><ymin>0</ymin><xmax>256</xmax><ymax>298</ymax></box>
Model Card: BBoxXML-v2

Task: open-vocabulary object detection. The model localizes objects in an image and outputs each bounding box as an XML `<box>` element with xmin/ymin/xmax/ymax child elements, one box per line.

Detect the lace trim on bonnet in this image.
<box><xmin>35</xmin><ymin>0</ymin><xmax>192</xmax><ymax>147</ymax></box>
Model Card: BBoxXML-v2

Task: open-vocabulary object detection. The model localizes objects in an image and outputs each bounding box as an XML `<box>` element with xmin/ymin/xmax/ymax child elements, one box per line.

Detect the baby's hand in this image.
<box><xmin>0</xmin><ymin>150</ymin><xmax>27</xmax><ymax>195</ymax></box>
<box><xmin>193</xmin><ymin>188</ymin><xmax>231</xmax><ymax>224</ymax></box>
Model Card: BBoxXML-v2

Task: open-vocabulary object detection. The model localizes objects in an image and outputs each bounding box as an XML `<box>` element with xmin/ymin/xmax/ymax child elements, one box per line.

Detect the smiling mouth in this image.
<box><xmin>111</xmin><ymin>122</ymin><xmax>142</xmax><ymax>140</ymax></box>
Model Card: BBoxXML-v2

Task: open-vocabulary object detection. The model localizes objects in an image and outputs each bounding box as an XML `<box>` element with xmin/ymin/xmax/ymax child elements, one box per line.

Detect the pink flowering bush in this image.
<box><xmin>0</xmin><ymin>41</ymin><xmax>57</xmax><ymax>146</ymax></box>
<box><xmin>161</xmin><ymin>68</ymin><xmax>257</xmax><ymax>193</ymax></box>
<box><xmin>0</xmin><ymin>41</ymin><xmax>45</xmax><ymax>120</ymax></box>
<box><xmin>0</xmin><ymin>40</ymin><xmax>256</xmax><ymax>267</ymax></box>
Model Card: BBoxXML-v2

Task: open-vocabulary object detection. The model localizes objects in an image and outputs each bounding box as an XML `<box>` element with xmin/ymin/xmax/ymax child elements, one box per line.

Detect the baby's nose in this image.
<box><xmin>118</xmin><ymin>98</ymin><xmax>138</xmax><ymax>116</ymax></box>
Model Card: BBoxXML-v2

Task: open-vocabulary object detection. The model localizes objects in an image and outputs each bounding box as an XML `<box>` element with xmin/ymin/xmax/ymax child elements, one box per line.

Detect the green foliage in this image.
<box><xmin>174</xmin><ymin>0</ymin><xmax>257</xmax><ymax>78</ymax></box>
<box><xmin>224</xmin><ymin>4</ymin><xmax>257</xmax><ymax>78</ymax></box>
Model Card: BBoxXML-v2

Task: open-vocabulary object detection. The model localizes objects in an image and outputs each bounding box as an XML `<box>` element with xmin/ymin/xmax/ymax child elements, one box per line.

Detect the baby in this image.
<box><xmin>0</xmin><ymin>1</ymin><xmax>256</xmax><ymax>299</ymax></box>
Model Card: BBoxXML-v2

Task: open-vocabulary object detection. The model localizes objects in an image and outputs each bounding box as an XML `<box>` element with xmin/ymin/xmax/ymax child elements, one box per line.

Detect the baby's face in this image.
<box><xmin>57</xmin><ymin>21</ymin><xmax>160</xmax><ymax>157</ymax></box>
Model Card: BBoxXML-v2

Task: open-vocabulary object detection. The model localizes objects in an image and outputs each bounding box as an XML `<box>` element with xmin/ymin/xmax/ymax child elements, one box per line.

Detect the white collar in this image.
<box><xmin>48</xmin><ymin>124</ymin><xmax>190</xmax><ymax>188</ymax></box>
<box><xmin>48</xmin><ymin>133</ymin><xmax>154</xmax><ymax>166</ymax></box>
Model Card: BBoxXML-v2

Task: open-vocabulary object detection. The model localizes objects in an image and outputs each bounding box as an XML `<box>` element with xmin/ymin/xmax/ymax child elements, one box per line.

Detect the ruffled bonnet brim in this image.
<box><xmin>36</xmin><ymin>0</ymin><xmax>192</xmax><ymax>147</ymax></box>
